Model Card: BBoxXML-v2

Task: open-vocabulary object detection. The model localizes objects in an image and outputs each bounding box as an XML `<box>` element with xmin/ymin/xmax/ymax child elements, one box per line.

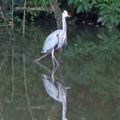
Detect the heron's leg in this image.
<box><xmin>34</xmin><ymin>53</ymin><xmax>48</xmax><ymax>62</ymax></box>
<box><xmin>51</xmin><ymin>49</ymin><xmax>59</xmax><ymax>69</ymax></box>
<box><xmin>54</xmin><ymin>56</ymin><xmax>59</xmax><ymax>67</ymax></box>
<box><xmin>51</xmin><ymin>70</ymin><xmax>55</xmax><ymax>82</ymax></box>
<box><xmin>51</xmin><ymin>49</ymin><xmax>56</xmax><ymax>69</ymax></box>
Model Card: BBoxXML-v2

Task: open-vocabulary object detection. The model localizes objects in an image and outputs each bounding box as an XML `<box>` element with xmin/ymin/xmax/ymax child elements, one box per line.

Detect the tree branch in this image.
<box><xmin>15</xmin><ymin>7</ymin><xmax>52</xmax><ymax>12</ymax></box>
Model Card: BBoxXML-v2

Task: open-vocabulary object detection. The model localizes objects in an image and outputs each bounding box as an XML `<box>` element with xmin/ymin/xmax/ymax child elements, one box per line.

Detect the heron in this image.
<box><xmin>34</xmin><ymin>10</ymin><xmax>70</xmax><ymax>67</ymax></box>
<box><xmin>41</xmin><ymin>73</ymin><xmax>67</xmax><ymax>120</ymax></box>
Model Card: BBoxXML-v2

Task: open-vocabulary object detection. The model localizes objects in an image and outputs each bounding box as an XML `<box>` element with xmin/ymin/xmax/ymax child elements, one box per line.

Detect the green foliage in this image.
<box><xmin>68</xmin><ymin>0</ymin><xmax>95</xmax><ymax>13</ymax></box>
<box><xmin>68</xmin><ymin>0</ymin><xmax>120</xmax><ymax>28</ymax></box>
<box><xmin>66</xmin><ymin>29</ymin><xmax>120</xmax><ymax>62</ymax></box>
<box><xmin>97</xmin><ymin>0</ymin><xmax>120</xmax><ymax>27</ymax></box>
<box><xmin>95</xmin><ymin>30</ymin><xmax>120</xmax><ymax>60</ymax></box>
<box><xmin>27</xmin><ymin>0</ymin><xmax>48</xmax><ymax>7</ymax></box>
<box><xmin>27</xmin><ymin>0</ymin><xmax>48</xmax><ymax>21</ymax></box>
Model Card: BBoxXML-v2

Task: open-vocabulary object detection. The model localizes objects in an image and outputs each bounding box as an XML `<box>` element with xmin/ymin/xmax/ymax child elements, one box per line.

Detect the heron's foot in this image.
<box><xmin>34</xmin><ymin>58</ymin><xmax>40</xmax><ymax>62</ymax></box>
<box><xmin>65</xmin><ymin>87</ymin><xmax>71</xmax><ymax>90</ymax></box>
<box><xmin>53</xmin><ymin>62</ymin><xmax>59</xmax><ymax>72</ymax></box>
<box><xmin>64</xmin><ymin>118</ymin><xmax>68</xmax><ymax>120</ymax></box>
<box><xmin>34</xmin><ymin>54</ymin><xmax>48</xmax><ymax>63</ymax></box>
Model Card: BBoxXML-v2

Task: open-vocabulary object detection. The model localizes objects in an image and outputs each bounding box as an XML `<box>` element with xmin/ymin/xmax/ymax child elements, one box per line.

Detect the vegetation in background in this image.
<box><xmin>1</xmin><ymin>0</ymin><xmax>120</xmax><ymax>28</ymax></box>
<box><xmin>68</xmin><ymin>0</ymin><xmax>120</xmax><ymax>28</ymax></box>
<box><xmin>27</xmin><ymin>0</ymin><xmax>48</xmax><ymax>7</ymax></box>
<box><xmin>65</xmin><ymin>28</ymin><xmax>120</xmax><ymax>63</ymax></box>
<box><xmin>1</xmin><ymin>0</ymin><xmax>120</xmax><ymax>63</ymax></box>
<box><xmin>27</xmin><ymin>0</ymin><xmax>48</xmax><ymax>21</ymax></box>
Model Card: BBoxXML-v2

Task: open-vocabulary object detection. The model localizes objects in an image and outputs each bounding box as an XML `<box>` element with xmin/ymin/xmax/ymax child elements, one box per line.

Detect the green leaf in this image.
<box><xmin>68</xmin><ymin>0</ymin><xmax>74</xmax><ymax>5</ymax></box>
<box><xmin>97</xmin><ymin>17</ymin><xmax>103</xmax><ymax>22</ymax></box>
<box><xmin>76</xmin><ymin>5</ymin><xmax>82</xmax><ymax>14</ymax></box>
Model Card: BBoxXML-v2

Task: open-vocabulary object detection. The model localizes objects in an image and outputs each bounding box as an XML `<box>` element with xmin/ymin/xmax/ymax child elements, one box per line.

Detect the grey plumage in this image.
<box><xmin>41</xmin><ymin>30</ymin><xmax>65</xmax><ymax>53</ymax></box>
<box><xmin>41</xmin><ymin>74</ymin><xmax>67</xmax><ymax>120</ymax></box>
<box><xmin>35</xmin><ymin>10</ymin><xmax>70</xmax><ymax>67</ymax></box>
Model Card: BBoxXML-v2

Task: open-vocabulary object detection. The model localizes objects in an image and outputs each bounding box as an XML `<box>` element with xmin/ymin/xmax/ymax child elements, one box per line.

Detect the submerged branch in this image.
<box><xmin>0</xmin><ymin>55</ymin><xmax>7</xmax><ymax>71</ymax></box>
<box><xmin>0</xmin><ymin>6</ymin><xmax>11</xmax><ymax>36</ymax></box>
<box><xmin>11</xmin><ymin>47</ymin><xmax>15</xmax><ymax>102</ymax></box>
<box><xmin>11</xmin><ymin>0</ymin><xmax>14</xmax><ymax>29</ymax></box>
<box><xmin>0</xmin><ymin>100</ymin><xmax>4</xmax><ymax>120</ymax></box>
<box><xmin>23</xmin><ymin>54</ymin><xmax>34</xmax><ymax>120</ymax></box>
<box><xmin>10</xmin><ymin>0</ymin><xmax>15</xmax><ymax>102</ymax></box>
<box><xmin>22</xmin><ymin>0</ymin><xmax>34</xmax><ymax>119</ymax></box>
<box><xmin>16</xmin><ymin>106</ymin><xmax>47</xmax><ymax>110</ymax></box>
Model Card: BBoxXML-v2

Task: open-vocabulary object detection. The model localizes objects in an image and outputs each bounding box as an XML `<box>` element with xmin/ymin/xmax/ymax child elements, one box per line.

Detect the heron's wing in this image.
<box><xmin>41</xmin><ymin>30</ymin><xmax>63</xmax><ymax>53</ymax></box>
<box><xmin>42</xmin><ymin>75</ymin><xmax>60</xmax><ymax>101</ymax></box>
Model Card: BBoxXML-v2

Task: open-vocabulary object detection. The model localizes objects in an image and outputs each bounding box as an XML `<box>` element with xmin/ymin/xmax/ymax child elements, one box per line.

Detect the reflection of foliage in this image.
<box><xmin>0</xmin><ymin>0</ymin><xmax>12</xmax><ymax>23</ymax></box>
<box><xmin>63</xmin><ymin>49</ymin><xmax>120</xmax><ymax>120</ymax></box>
<box><xmin>0</xmin><ymin>25</ymin><xmax>120</xmax><ymax>120</ymax></box>
<box><xmin>64</xmin><ymin>27</ymin><xmax>120</xmax><ymax>107</ymax></box>
<box><xmin>0</xmin><ymin>25</ymin><xmax>59</xmax><ymax>120</ymax></box>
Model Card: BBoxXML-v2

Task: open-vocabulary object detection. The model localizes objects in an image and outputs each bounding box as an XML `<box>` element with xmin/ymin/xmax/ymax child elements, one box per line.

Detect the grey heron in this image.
<box><xmin>41</xmin><ymin>73</ymin><xmax>67</xmax><ymax>120</ymax></box>
<box><xmin>34</xmin><ymin>10</ymin><xmax>70</xmax><ymax>67</ymax></box>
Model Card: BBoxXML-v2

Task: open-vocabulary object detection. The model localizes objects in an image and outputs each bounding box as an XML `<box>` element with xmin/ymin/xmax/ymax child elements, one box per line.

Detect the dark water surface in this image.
<box><xmin>0</xmin><ymin>23</ymin><xmax>120</xmax><ymax>120</ymax></box>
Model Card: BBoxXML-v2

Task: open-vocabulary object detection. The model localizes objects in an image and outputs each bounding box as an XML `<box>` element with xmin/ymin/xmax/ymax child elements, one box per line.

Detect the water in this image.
<box><xmin>0</xmin><ymin>23</ymin><xmax>120</xmax><ymax>120</ymax></box>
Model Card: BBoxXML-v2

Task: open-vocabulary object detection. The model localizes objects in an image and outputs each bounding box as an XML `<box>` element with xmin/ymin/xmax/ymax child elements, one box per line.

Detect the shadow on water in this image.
<box><xmin>0</xmin><ymin>23</ymin><xmax>120</xmax><ymax>120</ymax></box>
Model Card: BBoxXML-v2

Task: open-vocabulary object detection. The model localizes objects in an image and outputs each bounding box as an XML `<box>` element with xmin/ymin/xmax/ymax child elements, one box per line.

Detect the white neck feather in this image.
<box><xmin>62</xmin><ymin>14</ymin><xmax>67</xmax><ymax>33</ymax></box>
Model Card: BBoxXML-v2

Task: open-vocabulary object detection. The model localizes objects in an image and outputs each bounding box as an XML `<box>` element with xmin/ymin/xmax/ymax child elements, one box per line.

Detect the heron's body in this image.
<box><xmin>34</xmin><ymin>10</ymin><xmax>69</xmax><ymax>67</ymax></box>
<box><xmin>41</xmin><ymin>29</ymin><xmax>67</xmax><ymax>54</ymax></box>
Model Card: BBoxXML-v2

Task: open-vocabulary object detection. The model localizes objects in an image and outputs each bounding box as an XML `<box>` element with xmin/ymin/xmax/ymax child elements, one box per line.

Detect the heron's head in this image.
<box><xmin>62</xmin><ymin>10</ymin><xmax>70</xmax><ymax>17</ymax></box>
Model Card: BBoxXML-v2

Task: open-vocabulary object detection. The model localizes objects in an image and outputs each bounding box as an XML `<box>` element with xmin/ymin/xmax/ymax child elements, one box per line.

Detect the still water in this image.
<box><xmin>0</xmin><ymin>23</ymin><xmax>120</xmax><ymax>120</ymax></box>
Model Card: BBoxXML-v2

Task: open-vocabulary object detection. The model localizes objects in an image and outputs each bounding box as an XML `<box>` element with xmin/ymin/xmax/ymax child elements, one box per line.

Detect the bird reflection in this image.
<box><xmin>41</xmin><ymin>67</ymin><xmax>68</xmax><ymax>120</ymax></box>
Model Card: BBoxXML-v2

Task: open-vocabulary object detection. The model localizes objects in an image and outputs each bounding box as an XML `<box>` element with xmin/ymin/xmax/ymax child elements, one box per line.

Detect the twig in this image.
<box><xmin>0</xmin><ymin>100</ymin><xmax>4</xmax><ymax>120</ymax></box>
<box><xmin>22</xmin><ymin>0</ymin><xmax>34</xmax><ymax>119</ymax></box>
<box><xmin>16</xmin><ymin>106</ymin><xmax>47</xmax><ymax>110</ymax></box>
<box><xmin>11</xmin><ymin>47</ymin><xmax>15</xmax><ymax>102</ymax></box>
<box><xmin>0</xmin><ymin>24</ymin><xmax>12</xmax><ymax>27</ymax></box>
<box><xmin>34</xmin><ymin>61</ymin><xmax>60</xmax><ymax>81</ymax></box>
<box><xmin>11</xmin><ymin>0</ymin><xmax>14</xmax><ymax>30</ymax></box>
<box><xmin>15</xmin><ymin>7</ymin><xmax>52</xmax><ymax>12</ymax></box>
<box><xmin>0</xmin><ymin>55</ymin><xmax>7</xmax><ymax>71</ymax></box>
<box><xmin>46</xmin><ymin>105</ymin><xmax>56</xmax><ymax>120</ymax></box>
<box><xmin>0</xmin><ymin>6</ymin><xmax>11</xmax><ymax>36</ymax></box>
<box><xmin>22</xmin><ymin>0</ymin><xmax>26</xmax><ymax>35</ymax></box>
<box><xmin>23</xmin><ymin>54</ymin><xmax>34</xmax><ymax>120</ymax></box>
<box><xmin>34</xmin><ymin>61</ymin><xmax>51</xmax><ymax>74</ymax></box>
<box><xmin>10</xmin><ymin>0</ymin><xmax>15</xmax><ymax>102</ymax></box>
<box><xmin>34</xmin><ymin>53</ymin><xmax>49</xmax><ymax>62</ymax></box>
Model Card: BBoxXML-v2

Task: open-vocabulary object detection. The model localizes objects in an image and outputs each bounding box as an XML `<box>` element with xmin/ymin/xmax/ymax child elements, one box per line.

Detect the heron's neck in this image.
<box><xmin>62</xmin><ymin>14</ymin><xmax>67</xmax><ymax>33</ymax></box>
